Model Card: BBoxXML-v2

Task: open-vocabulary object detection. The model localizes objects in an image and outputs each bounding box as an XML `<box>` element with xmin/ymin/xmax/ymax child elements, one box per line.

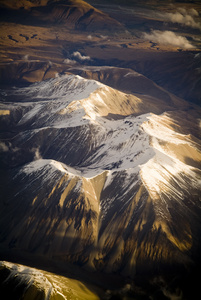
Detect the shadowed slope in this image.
<box><xmin>0</xmin><ymin>0</ymin><xmax>123</xmax><ymax>31</ymax></box>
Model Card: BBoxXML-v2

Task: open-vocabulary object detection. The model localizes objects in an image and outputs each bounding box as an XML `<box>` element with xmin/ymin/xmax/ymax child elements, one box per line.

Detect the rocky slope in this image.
<box><xmin>0</xmin><ymin>74</ymin><xmax>201</xmax><ymax>297</ymax></box>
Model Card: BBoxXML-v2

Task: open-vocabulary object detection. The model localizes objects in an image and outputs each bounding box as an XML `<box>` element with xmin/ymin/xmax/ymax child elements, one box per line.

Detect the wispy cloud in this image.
<box><xmin>72</xmin><ymin>51</ymin><xmax>91</xmax><ymax>62</ymax></box>
<box><xmin>0</xmin><ymin>142</ymin><xmax>9</xmax><ymax>152</ymax></box>
<box><xmin>63</xmin><ymin>58</ymin><xmax>76</xmax><ymax>65</ymax></box>
<box><xmin>23</xmin><ymin>54</ymin><xmax>29</xmax><ymax>61</ymax></box>
<box><xmin>159</xmin><ymin>8</ymin><xmax>201</xmax><ymax>30</ymax></box>
<box><xmin>143</xmin><ymin>30</ymin><xmax>194</xmax><ymax>49</ymax></box>
<box><xmin>33</xmin><ymin>147</ymin><xmax>42</xmax><ymax>160</ymax></box>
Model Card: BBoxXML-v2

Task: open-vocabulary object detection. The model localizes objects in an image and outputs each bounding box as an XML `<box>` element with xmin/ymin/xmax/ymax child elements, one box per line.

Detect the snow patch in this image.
<box><xmin>124</xmin><ymin>71</ymin><xmax>142</xmax><ymax>77</ymax></box>
<box><xmin>21</xmin><ymin>159</ymin><xmax>81</xmax><ymax>178</ymax></box>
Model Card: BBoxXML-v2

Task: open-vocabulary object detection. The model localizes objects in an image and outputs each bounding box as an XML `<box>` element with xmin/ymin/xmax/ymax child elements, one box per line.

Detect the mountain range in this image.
<box><xmin>0</xmin><ymin>0</ymin><xmax>201</xmax><ymax>299</ymax></box>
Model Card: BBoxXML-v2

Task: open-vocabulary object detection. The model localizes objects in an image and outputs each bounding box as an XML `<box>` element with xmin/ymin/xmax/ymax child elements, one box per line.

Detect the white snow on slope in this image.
<box><xmin>7</xmin><ymin>73</ymin><xmax>142</xmax><ymax>128</ymax></box>
<box><xmin>19</xmin><ymin>112</ymin><xmax>154</xmax><ymax>180</ymax></box>
<box><xmin>140</xmin><ymin>149</ymin><xmax>200</xmax><ymax>201</ymax></box>
<box><xmin>79</xmin><ymin>113</ymin><xmax>155</xmax><ymax>177</ymax></box>
<box><xmin>0</xmin><ymin>261</ymin><xmax>55</xmax><ymax>298</ymax></box>
<box><xmin>7</xmin><ymin>74</ymin><xmax>200</xmax><ymax>202</ymax></box>
<box><xmin>21</xmin><ymin>159</ymin><xmax>81</xmax><ymax>178</ymax></box>
<box><xmin>14</xmin><ymin>74</ymin><xmax>103</xmax><ymax>101</ymax></box>
<box><xmin>140</xmin><ymin>113</ymin><xmax>201</xmax><ymax>200</ymax></box>
<box><xmin>142</xmin><ymin>113</ymin><xmax>194</xmax><ymax>145</ymax></box>
<box><xmin>13</xmin><ymin>74</ymin><xmax>103</xmax><ymax>126</ymax></box>
<box><xmin>0</xmin><ymin>261</ymin><xmax>99</xmax><ymax>300</ymax></box>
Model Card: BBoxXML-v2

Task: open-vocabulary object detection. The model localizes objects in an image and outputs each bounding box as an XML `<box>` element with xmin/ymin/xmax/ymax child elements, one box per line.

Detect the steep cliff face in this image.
<box><xmin>1</xmin><ymin>74</ymin><xmax>201</xmax><ymax>282</ymax></box>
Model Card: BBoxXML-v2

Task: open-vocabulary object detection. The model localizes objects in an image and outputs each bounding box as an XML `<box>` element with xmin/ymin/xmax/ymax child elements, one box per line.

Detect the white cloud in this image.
<box><xmin>72</xmin><ymin>51</ymin><xmax>91</xmax><ymax>61</ymax></box>
<box><xmin>178</xmin><ymin>7</ymin><xmax>199</xmax><ymax>17</ymax></box>
<box><xmin>0</xmin><ymin>142</ymin><xmax>9</xmax><ymax>152</ymax></box>
<box><xmin>33</xmin><ymin>148</ymin><xmax>42</xmax><ymax>160</ymax></box>
<box><xmin>143</xmin><ymin>30</ymin><xmax>194</xmax><ymax>49</ymax></box>
<box><xmin>100</xmin><ymin>35</ymin><xmax>108</xmax><ymax>39</ymax></box>
<box><xmin>63</xmin><ymin>58</ymin><xmax>76</xmax><ymax>65</ymax></box>
<box><xmin>160</xmin><ymin>8</ymin><xmax>201</xmax><ymax>30</ymax></box>
<box><xmin>23</xmin><ymin>54</ymin><xmax>29</xmax><ymax>61</ymax></box>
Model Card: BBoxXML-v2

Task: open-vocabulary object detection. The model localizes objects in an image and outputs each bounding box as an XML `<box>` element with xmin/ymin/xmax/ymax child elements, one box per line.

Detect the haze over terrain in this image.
<box><xmin>0</xmin><ymin>0</ymin><xmax>201</xmax><ymax>299</ymax></box>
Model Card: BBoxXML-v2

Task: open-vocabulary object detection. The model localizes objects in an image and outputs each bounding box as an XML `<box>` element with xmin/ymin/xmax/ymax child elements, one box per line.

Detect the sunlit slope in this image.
<box><xmin>0</xmin><ymin>261</ymin><xmax>100</xmax><ymax>300</ymax></box>
<box><xmin>0</xmin><ymin>75</ymin><xmax>201</xmax><ymax>276</ymax></box>
<box><xmin>68</xmin><ymin>66</ymin><xmax>184</xmax><ymax>107</ymax></box>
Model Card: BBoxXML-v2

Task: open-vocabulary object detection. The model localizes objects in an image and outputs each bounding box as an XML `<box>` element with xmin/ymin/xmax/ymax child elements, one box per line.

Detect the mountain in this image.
<box><xmin>0</xmin><ymin>74</ymin><xmax>201</xmax><ymax>298</ymax></box>
<box><xmin>68</xmin><ymin>65</ymin><xmax>189</xmax><ymax>105</ymax></box>
<box><xmin>0</xmin><ymin>261</ymin><xmax>100</xmax><ymax>300</ymax></box>
<box><xmin>0</xmin><ymin>0</ymin><xmax>123</xmax><ymax>31</ymax></box>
